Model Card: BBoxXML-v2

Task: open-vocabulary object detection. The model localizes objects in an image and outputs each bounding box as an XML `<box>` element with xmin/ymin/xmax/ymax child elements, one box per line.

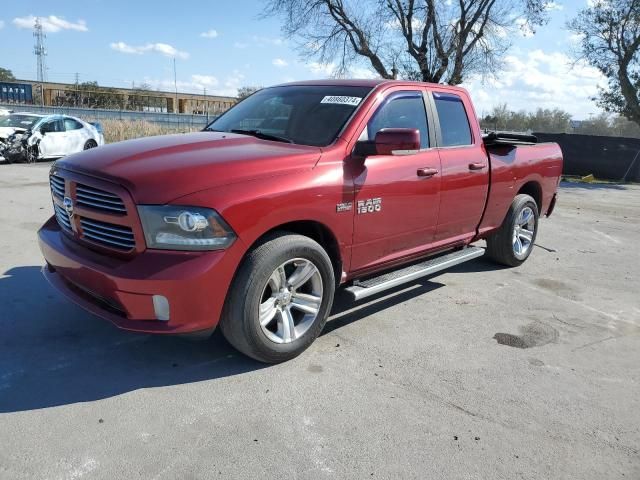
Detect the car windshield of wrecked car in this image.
<box><xmin>0</xmin><ymin>115</ymin><xmax>42</xmax><ymax>129</ymax></box>
<box><xmin>204</xmin><ymin>85</ymin><xmax>373</xmax><ymax>147</ymax></box>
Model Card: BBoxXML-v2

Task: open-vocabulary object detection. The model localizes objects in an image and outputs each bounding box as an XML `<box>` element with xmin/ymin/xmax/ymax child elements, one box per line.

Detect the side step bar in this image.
<box><xmin>344</xmin><ymin>246</ymin><xmax>485</xmax><ymax>301</ymax></box>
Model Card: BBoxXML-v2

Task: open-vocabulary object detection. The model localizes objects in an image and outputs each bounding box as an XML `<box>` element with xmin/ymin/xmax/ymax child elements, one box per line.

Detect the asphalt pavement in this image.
<box><xmin>0</xmin><ymin>163</ymin><xmax>638</xmax><ymax>479</ymax></box>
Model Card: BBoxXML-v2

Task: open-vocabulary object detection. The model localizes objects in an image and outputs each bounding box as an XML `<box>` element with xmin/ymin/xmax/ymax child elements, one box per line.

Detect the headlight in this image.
<box><xmin>137</xmin><ymin>205</ymin><xmax>236</xmax><ymax>251</ymax></box>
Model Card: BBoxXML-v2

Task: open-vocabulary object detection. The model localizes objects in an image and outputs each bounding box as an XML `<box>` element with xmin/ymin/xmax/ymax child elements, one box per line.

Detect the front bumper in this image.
<box><xmin>38</xmin><ymin>216</ymin><xmax>244</xmax><ymax>334</ymax></box>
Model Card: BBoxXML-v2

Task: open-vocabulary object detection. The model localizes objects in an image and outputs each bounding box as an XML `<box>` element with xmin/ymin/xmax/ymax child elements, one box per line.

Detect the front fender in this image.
<box><xmin>169</xmin><ymin>161</ymin><xmax>354</xmax><ymax>271</ymax></box>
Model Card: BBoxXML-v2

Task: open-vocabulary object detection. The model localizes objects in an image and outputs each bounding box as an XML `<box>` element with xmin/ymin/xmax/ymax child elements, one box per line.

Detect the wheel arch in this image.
<box><xmin>517</xmin><ymin>180</ymin><xmax>542</xmax><ymax>213</ymax></box>
<box><xmin>246</xmin><ymin>220</ymin><xmax>343</xmax><ymax>285</ymax></box>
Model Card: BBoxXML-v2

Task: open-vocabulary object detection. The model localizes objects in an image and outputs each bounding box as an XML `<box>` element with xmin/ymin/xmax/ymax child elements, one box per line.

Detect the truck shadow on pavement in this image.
<box><xmin>0</xmin><ymin>259</ymin><xmax>492</xmax><ymax>413</ymax></box>
<box><xmin>0</xmin><ymin>266</ymin><xmax>261</xmax><ymax>414</ymax></box>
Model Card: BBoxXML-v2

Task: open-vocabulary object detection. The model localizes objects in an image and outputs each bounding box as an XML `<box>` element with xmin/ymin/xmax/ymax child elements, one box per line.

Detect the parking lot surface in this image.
<box><xmin>0</xmin><ymin>163</ymin><xmax>638</xmax><ymax>479</ymax></box>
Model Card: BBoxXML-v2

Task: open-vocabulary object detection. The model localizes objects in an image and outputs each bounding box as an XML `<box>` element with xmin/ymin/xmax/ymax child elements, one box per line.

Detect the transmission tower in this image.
<box><xmin>33</xmin><ymin>18</ymin><xmax>47</xmax><ymax>82</ymax></box>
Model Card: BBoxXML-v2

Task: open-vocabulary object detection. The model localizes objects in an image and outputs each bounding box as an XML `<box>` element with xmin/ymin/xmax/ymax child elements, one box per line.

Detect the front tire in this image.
<box><xmin>219</xmin><ymin>232</ymin><xmax>336</xmax><ymax>363</ymax></box>
<box><xmin>486</xmin><ymin>194</ymin><xmax>539</xmax><ymax>267</ymax></box>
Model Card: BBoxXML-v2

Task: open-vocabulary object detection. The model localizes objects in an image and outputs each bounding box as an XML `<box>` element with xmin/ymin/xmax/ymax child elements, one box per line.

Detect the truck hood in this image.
<box><xmin>56</xmin><ymin>131</ymin><xmax>323</xmax><ymax>204</ymax></box>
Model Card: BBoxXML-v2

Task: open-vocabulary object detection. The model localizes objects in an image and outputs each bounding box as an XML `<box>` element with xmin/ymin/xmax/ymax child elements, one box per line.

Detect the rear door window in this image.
<box><xmin>433</xmin><ymin>93</ymin><xmax>472</xmax><ymax>147</ymax></box>
<box><xmin>63</xmin><ymin>118</ymin><xmax>83</xmax><ymax>131</ymax></box>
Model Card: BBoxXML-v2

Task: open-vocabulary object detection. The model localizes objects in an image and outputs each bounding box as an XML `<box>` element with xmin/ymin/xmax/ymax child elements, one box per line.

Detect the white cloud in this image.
<box><xmin>308</xmin><ymin>62</ymin><xmax>335</xmax><ymax>76</ymax></box>
<box><xmin>492</xmin><ymin>25</ymin><xmax>509</xmax><ymax>39</ymax></box>
<box><xmin>306</xmin><ymin>62</ymin><xmax>379</xmax><ymax>79</ymax></box>
<box><xmin>141</xmin><ymin>71</ymin><xmax>244</xmax><ymax>97</ymax></box>
<box><xmin>463</xmin><ymin>49</ymin><xmax>607</xmax><ymax>119</ymax></box>
<box><xmin>13</xmin><ymin>15</ymin><xmax>87</xmax><ymax>33</ymax></box>
<box><xmin>235</xmin><ymin>35</ymin><xmax>285</xmax><ymax>49</ymax></box>
<box><xmin>568</xmin><ymin>32</ymin><xmax>585</xmax><ymax>44</ymax></box>
<box><xmin>253</xmin><ymin>35</ymin><xmax>284</xmax><ymax>46</ymax></box>
<box><xmin>350</xmin><ymin>66</ymin><xmax>379</xmax><ymax>79</ymax></box>
<box><xmin>272</xmin><ymin>58</ymin><xmax>288</xmax><ymax>68</ymax></box>
<box><xmin>200</xmin><ymin>29</ymin><xmax>218</xmax><ymax>39</ymax></box>
<box><xmin>110</xmin><ymin>42</ymin><xmax>189</xmax><ymax>59</ymax></box>
<box><xmin>191</xmin><ymin>74</ymin><xmax>219</xmax><ymax>87</ymax></box>
<box><xmin>545</xmin><ymin>1</ymin><xmax>563</xmax><ymax>11</ymax></box>
<box><xmin>386</xmin><ymin>17</ymin><xmax>425</xmax><ymax>32</ymax></box>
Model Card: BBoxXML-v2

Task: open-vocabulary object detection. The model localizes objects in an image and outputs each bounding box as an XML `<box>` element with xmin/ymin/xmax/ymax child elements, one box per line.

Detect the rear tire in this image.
<box><xmin>84</xmin><ymin>140</ymin><xmax>98</xmax><ymax>150</ymax></box>
<box><xmin>486</xmin><ymin>194</ymin><xmax>539</xmax><ymax>267</ymax></box>
<box><xmin>219</xmin><ymin>232</ymin><xmax>335</xmax><ymax>363</ymax></box>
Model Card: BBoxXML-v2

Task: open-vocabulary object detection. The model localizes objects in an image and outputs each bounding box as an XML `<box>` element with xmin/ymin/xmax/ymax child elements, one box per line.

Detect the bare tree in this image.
<box><xmin>237</xmin><ymin>86</ymin><xmax>262</xmax><ymax>100</ymax></box>
<box><xmin>570</xmin><ymin>0</ymin><xmax>640</xmax><ymax>127</ymax></box>
<box><xmin>264</xmin><ymin>0</ymin><xmax>552</xmax><ymax>84</ymax></box>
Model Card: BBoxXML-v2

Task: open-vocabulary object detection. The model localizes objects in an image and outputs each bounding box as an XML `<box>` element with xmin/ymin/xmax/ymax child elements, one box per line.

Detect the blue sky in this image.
<box><xmin>0</xmin><ymin>0</ymin><xmax>603</xmax><ymax>119</ymax></box>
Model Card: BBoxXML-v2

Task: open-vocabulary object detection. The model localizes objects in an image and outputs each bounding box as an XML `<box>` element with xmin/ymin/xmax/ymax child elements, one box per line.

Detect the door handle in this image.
<box><xmin>417</xmin><ymin>167</ymin><xmax>439</xmax><ymax>178</ymax></box>
<box><xmin>468</xmin><ymin>162</ymin><xmax>487</xmax><ymax>171</ymax></box>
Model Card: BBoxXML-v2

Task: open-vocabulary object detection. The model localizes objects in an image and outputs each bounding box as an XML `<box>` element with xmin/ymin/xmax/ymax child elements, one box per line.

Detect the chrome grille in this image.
<box><xmin>50</xmin><ymin>175</ymin><xmax>65</xmax><ymax>198</ymax></box>
<box><xmin>80</xmin><ymin>218</ymin><xmax>135</xmax><ymax>251</ymax></box>
<box><xmin>76</xmin><ymin>184</ymin><xmax>126</xmax><ymax>214</ymax></box>
<box><xmin>53</xmin><ymin>203</ymin><xmax>72</xmax><ymax>231</ymax></box>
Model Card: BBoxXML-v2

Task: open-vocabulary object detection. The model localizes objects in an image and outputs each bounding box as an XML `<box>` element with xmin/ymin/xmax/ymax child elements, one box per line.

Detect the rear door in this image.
<box><xmin>62</xmin><ymin>117</ymin><xmax>87</xmax><ymax>154</ymax></box>
<box><xmin>350</xmin><ymin>89</ymin><xmax>441</xmax><ymax>272</ymax></box>
<box><xmin>429</xmin><ymin>90</ymin><xmax>489</xmax><ymax>243</ymax></box>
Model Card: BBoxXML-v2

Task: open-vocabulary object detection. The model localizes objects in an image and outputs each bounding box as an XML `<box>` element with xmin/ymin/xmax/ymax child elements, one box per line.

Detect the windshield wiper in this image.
<box><xmin>230</xmin><ymin>129</ymin><xmax>292</xmax><ymax>144</ymax></box>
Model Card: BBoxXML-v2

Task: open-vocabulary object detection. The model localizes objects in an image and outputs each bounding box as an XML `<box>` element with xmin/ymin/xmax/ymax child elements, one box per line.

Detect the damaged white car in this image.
<box><xmin>0</xmin><ymin>113</ymin><xmax>104</xmax><ymax>163</ymax></box>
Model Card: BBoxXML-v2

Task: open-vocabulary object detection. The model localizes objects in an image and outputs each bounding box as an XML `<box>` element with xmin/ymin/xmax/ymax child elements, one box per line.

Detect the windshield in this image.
<box><xmin>0</xmin><ymin>114</ymin><xmax>42</xmax><ymax>129</ymax></box>
<box><xmin>205</xmin><ymin>85</ymin><xmax>372</xmax><ymax>147</ymax></box>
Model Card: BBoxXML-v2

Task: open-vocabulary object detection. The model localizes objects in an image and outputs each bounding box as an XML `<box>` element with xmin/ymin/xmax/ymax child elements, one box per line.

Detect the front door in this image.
<box><xmin>351</xmin><ymin>90</ymin><xmax>441</xmax><ymax>272</ymax></box>
<box><xmin>38</xmin><ymin>119</ymin><xmax>67</xmax><ymax>157</ymax></box>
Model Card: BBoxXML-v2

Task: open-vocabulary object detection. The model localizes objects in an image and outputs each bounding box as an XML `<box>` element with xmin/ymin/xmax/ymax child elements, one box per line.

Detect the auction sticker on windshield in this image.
<box><xmin>320</xmin><ymin>96</ymin><xmax>362</xmax><ymax>106</ymax></box>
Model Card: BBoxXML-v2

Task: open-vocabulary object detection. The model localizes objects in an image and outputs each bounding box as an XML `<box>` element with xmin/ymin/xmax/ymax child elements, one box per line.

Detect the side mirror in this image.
<box><xmin>374</xmin><ymin>128</ymin><xmax>420</xmax><ymax>155</ymax></box>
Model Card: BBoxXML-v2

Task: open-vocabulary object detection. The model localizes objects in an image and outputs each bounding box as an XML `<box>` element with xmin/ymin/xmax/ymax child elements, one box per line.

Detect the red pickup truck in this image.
<box><xmin>38</xmin><ymin>80</ymin><xmax>562</xmax><ymax>363</ymax></box>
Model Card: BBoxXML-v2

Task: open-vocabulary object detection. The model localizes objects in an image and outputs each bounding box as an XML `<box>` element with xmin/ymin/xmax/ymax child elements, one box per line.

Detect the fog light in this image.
<box><xmin>152</xmin><ymin>295</ymin><xmax>170</xmax><ymax>321</ymax></box>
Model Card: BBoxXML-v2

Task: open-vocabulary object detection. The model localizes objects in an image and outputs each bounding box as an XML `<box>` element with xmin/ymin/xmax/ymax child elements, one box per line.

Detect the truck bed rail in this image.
<box><xmin>483</xmin><ymin>131</ymin><xmax>538</xmax><ymax>146</ymax></box>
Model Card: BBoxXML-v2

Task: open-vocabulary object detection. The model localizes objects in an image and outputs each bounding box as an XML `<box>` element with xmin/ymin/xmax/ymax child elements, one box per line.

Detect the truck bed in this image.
<box><xmin>478</xmin><ymin>141</ymin><xmax>563</xmax><ymax>237</ymax></box>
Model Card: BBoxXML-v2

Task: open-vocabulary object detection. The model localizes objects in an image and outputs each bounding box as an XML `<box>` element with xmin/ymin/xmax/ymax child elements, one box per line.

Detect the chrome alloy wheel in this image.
<box><xmin>258</xmin><ymin>258</ymin><xmax>323</xmax><ymax>344</ymax></box>
<box><xmin>513</xmin><ymin>206</ymin><xmax>535</xmax><ymax>258</ymax></box>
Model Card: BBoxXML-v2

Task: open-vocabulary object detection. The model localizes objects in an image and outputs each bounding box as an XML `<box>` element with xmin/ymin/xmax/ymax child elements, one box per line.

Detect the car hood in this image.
<box><xmin>55</xmin><ymin>131</ymin><xmax>323</xmax><ymax>204</ymax></box>
<box><xmin>0</xmin><ymin>127</ymin><xmax>26</xmax><ymax>139</ymax></box>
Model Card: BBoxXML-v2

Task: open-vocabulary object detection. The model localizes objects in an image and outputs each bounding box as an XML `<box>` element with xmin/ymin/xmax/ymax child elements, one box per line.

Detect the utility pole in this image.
<box><xmin>173</xmin><ymin>57</ymin><xmax>178</xmax><ymax>114</ymax></box>
<box><xmin>34</xmin><ymin>18</ymin><xmax>47</xmax><ymax>82</ymax></box>
<box><xmin>203</xmin><ymin>87</ymin><xmax>208</xmax><ymax>122</ymax></box>
<box><xmin>75</xmin><ymin>72</ymin><xmax>80</xmax><ymax>107</ymax></box>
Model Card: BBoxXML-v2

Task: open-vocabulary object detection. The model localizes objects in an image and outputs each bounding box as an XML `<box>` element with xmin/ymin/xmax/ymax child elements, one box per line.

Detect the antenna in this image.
<box><xmin>33</xmin><ymin>18</ymin><xmax>47</xmax><ymax>82</ymax></box>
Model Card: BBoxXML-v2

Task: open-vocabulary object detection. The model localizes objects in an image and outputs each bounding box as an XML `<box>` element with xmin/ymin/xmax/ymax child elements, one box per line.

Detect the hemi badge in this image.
<box><xmin>336</xmin><ymin>202</ymin><xmax>353</xmax><ymax>213</ymax></box>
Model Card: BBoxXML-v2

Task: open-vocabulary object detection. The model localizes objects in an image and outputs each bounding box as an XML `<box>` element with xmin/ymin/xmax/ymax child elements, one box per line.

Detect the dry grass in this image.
<box><xmin>97</xmin><ymin>119</ymin><xmax>198</xmax><ymax>143</ymax></box>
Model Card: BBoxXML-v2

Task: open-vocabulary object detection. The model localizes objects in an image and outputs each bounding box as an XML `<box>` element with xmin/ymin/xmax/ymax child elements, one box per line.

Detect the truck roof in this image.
<box><xmin>276</xmin><ymin>78</ymin><xmax>468</xmax><ymax>94</ymax></box>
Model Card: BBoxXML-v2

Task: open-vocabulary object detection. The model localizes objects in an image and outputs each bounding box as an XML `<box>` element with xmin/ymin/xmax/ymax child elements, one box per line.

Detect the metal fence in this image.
<box><xmin>0</xmin><ymin>103</ymin><xmax>213</xmax><ymax>129</ymax></box>
<box><xmin>535</xmin><ymin>132</ymin><xmax>640</xmax><ymax>182</ymax></box>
